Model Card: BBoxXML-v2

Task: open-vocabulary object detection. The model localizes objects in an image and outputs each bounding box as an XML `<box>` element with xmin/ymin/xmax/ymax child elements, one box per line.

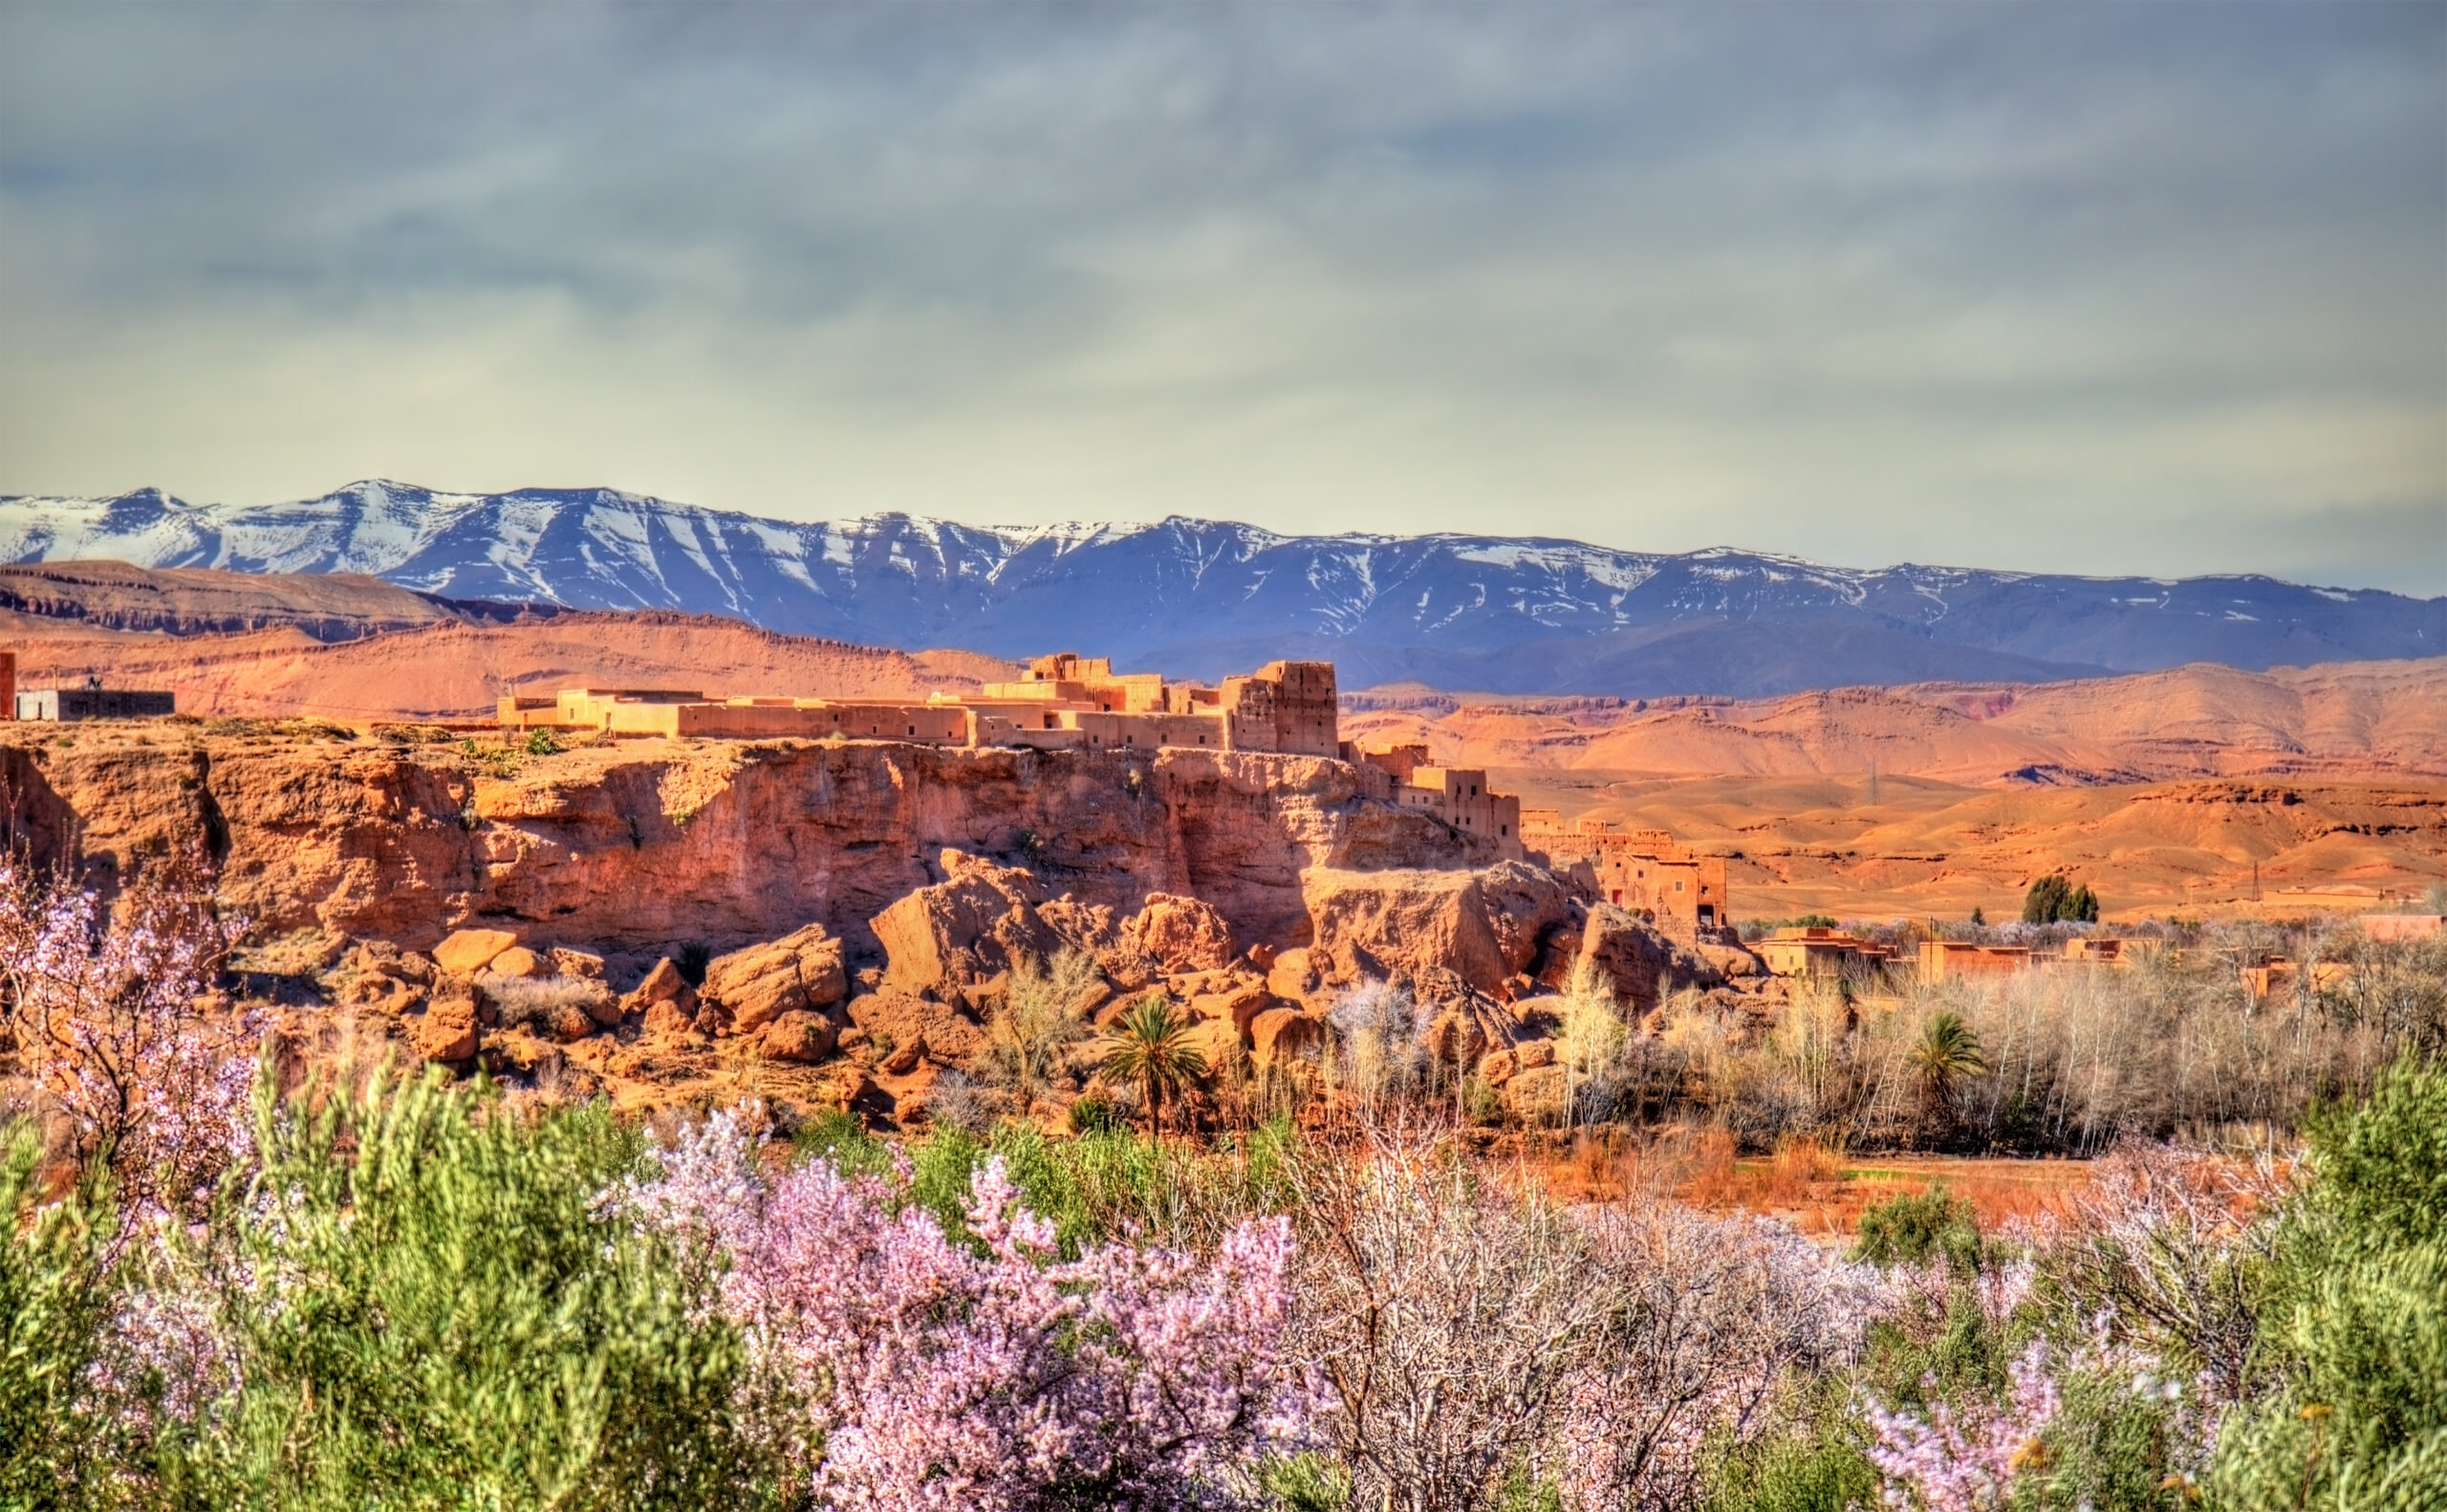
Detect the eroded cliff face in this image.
<box><xmin>0</xmin><ymin>728</ymin><xmax>1488</xmax><ymax>960</ymax></box>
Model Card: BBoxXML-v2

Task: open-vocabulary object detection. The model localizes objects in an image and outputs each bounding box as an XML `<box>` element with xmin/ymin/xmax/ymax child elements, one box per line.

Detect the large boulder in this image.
<box><xmin>1120</xmin><ymin>893</ymin><xmax>1239</xmax><ymax>975</ymax></box>
<box><xmin>871</xmin><ymin>851</ymin><xmax>1060</xmax><ymax>998</ymax></box>
<box><xmin>1545</xmin><ymin>903</ymin><xmax>1732</xmax><ymax>1013</ymax></box>
<box><xmin>1249</xmin><ymin>1007</ymin><xmax>1325</xmax><ymax>1071</ymax></box>
<box><xmin>621</xmin><ymin>957</ymin><xmax>700</xmax><ymax>1029</ymax></box>
<box><xmin>758</xmin><ymin>1009</ymin><xmax>839</xmax><ymax>1063</ymax></box>
<box><xmin>846</xmin><ymin>988</ymin><xmax>986</xmax><ymax>1068</ymax></box>
<box><xmin>1302</xmin><ymin>861</ymin><xmax>1576</xmax><ymax>1003</ymax></box>
<box><xmin>408</xmin><ymin>997</ymin><xmax>478</xmax><ymax>1062</ymax></box>
<box><xmin>432</xmin><ymin>928</ymin><xmax>519</xmax><ymax>977</ymax></box>
<box><xmin>701</xmin><ymin>921</ymin><xmax>849</xmax><ymax>1035</ymax></box>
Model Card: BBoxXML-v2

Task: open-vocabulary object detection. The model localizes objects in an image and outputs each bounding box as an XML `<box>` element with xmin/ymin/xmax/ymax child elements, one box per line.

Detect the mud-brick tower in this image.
<box><xmin>0</xmin><ymin>651</ymin><xmax>14</xmax><ymax>720</ymax></box>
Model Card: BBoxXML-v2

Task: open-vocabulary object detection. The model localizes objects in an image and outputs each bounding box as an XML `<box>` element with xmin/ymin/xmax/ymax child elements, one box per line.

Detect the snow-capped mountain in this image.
<box><xmin>1</xmin><ymin>481</ymin><xmax>2436</xmax><ymax>696</ymax></box>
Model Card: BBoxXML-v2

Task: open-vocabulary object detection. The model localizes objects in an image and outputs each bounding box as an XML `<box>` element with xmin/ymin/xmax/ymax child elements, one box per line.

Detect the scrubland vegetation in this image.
<box><xmin>5</xmin><ymin>857</ymin><xmax>2444</xmax><ymax>1509</ymax></box>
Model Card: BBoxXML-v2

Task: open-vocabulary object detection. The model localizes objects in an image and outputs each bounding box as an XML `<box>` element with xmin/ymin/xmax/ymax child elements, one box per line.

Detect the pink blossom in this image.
<box><xmin>616</xmin><ymin>1110</ymin><xmax>1312</xmax><ymax>1509</ymax></box>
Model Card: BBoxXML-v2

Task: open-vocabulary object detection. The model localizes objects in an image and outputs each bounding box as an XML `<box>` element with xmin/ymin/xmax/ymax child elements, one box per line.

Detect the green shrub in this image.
<box><xmin>168</xmin><ymin>1070</ymin><xmax>764</xmax><ymax>1511</ymax></box>
<box><xmin>0</xmin><ymin>1125</ymin><xmax>118</xmax><ymax>1512</ymax></box>
<box><xmin>1851</xmin><ymin>1183</ymin><xmax>1981</xmax><ymax>1269</ymax></box>
<box><xmin>2209</xmin><ymin>1053</ymin><xmax>2447</xmax><ymax>1507</ymax></box>
<box><xmin>1698</xmin><ymin>1419</ymin><xmax>1879</xmax><ymax>1512</ymax></box>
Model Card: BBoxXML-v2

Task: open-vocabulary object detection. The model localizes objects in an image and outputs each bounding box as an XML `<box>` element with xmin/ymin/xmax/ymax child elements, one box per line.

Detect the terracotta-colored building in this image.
<box><xmin>1917</xmin><ymin>940</ymin><xmax>2035</xmax><ymax>982</ymax></box>
<box><xmin>498</xmin><ymin>654</ymin><xmax>1342</xmax><ymax>758</ymax></box>
<box><xmin>2241</xmin><ymin>957</ymin><xmax>2352</xmax><ymax>998</ymax></box>
<box><xmin>1344</xmin><ymin>743</ymin><xmax>1525</xmax><ymax>860</ymax></box>
<box><xmin>1759</xmin><ymin>926</ymin><xmax>1894</xmax><ymax>977</ymax></box>
<box><xmin>1519</xmin><ymin>813</ymin><xmax>1729</xmax><ymax>938</ymax></box>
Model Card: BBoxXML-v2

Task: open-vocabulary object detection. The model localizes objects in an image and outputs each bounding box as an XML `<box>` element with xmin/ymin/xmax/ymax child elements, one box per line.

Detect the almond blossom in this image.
<box><xmin>617</xmin><ymin>1110</ymin><xmax>1312</xmax><ymax>1510</ymax></box>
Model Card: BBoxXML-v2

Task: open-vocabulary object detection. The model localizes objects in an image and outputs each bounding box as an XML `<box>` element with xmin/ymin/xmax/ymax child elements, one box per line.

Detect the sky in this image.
<box><xmin>1</xmin><ymin>3</ymin><xmax>2441</xmax><ymax>594</ymax></box>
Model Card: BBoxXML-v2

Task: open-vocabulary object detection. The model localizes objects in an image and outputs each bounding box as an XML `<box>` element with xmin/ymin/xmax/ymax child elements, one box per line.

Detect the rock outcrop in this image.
<box><xmin>700</xmin><ymin>921</ymin><xmax>848</xmax><ymax>1034</ymax></box>
<box><xmin>1118</xmin><ymin>893</ymin><xmax>1239</xmax><ymax>974</ymax></box>
<box><xmin>872</xmin><ymin>852</ymin><xmax>1059</xmax><ymax>996</ymax></box>
<box><xmin>1302</xmin><ymin>860</ymin><xmax>1581</xmax><ymax>1003</ymax></box>
<box><xmin>0</xmin><ymin>734</ymin><xmax>1493</xmax><ymax>962</ymax></box>
<box><xmin>1539</xmin><ymin>903</ymin><xmax>1764</xmax><ymax>1013</ymax></box>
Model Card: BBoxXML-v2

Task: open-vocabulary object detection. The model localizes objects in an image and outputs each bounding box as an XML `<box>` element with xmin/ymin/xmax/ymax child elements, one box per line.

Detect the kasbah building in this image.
<box><xmin>497</xmin><ymin>653</ymin><xmax>2445</xmax><ymax>990</ymax></box>
<box><xmin>498</xmin><ymin>650</ymin><xmax>1749</xmax><ymax>936</ymax></box>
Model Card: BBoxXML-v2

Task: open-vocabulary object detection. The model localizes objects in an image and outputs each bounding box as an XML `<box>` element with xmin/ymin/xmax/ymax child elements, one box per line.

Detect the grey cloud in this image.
<box><xmin>0</xmin><ymin>2</ymin><xmax>2438</xmax><ymax>593</ymax></box>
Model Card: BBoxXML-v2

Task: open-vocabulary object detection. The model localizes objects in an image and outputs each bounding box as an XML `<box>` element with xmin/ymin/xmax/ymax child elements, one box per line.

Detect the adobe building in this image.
<box><xmin>1342</xmin><ymin>743</ymin><xmax>1524</xmax><ymax>860</ymax></box>
<box><xmin>2241</xmin><ymin>957</ymin><xmax>2351</xmax><ymax>998</ymax></box>
<box><xmin>1917</xmin><ymin>940</ymin><xmax>2035</xmax><ymax>982</ymax></box>
<box><xmin>1519</xmin><ymin>812</ymin><xmax>1728</xmax><ymax>938</ymax></box>
<box><xmin>498</xmin><ymin>654</ymin><xmax>1340</xmax><ymax>758</ymax></box>
<box><xmin>1758</xmin><ymin>926</ymin><xmax>1894</xmax><ymax>978</ymax></box>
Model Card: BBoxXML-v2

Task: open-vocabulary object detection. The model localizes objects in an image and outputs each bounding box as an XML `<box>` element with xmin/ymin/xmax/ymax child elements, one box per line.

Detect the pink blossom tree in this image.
<box><xmin>0</xmin><ymin>851</ymin><xmax>257</xmax><ymax>1224</ymax></box>
<box><xmin>617</xmin><ymin>1109</ymin><xmax>1313</xmax><ymax>1510</ymax></box>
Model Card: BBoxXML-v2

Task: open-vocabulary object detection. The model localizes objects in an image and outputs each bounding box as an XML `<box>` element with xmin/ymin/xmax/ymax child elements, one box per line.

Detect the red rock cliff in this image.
<box><xmin>0</xmin><ymin>730</ymin><xmax>1497</xmax><ymax>959</ymax></box>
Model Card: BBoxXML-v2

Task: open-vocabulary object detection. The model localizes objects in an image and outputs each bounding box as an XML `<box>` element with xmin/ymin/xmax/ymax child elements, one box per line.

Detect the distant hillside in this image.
<box><xmin>4</xmin><ymin>608</ymin><xmax>1012</xmax><ymax>723</ymax></box>
<box><xmin>1342</xmin><ymin>657</ymin><xmax>2447</xmax><ymax>788</ymax></box>
<box><xmin>0</xmin><ymin>559</ymin><xmax>552</xmax><ymax>641</ymax></box>
<box><xmin>2</xmin><ymin>481</ymin><xmax>2436</xmax><ymax>697</ymax></box>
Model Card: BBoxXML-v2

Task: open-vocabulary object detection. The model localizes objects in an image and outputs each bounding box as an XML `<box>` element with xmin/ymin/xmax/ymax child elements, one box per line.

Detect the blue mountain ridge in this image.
<box><xmin>1</xmin><ymin>481</ymin><xmax>2436</xmax><ymax>698</ymax></box>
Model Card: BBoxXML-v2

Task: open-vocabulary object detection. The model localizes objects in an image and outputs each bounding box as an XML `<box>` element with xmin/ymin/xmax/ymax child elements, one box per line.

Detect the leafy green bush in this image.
<box><xmin>167</xmin><ymin>1070</ymin><xmax>764</xmax><ymax>1511</ymax></box>
<box><xmin>0</xmin><ymin>1126</ymin><xmax>118</xmax><ymax>1512</ymax></box>
<box><xmin>2209</xmin><ymin>1053</ymin><xmax>2447</xmax><ymax>1508</ymax></box>
<box><xmin>1851</xmin><ymin>1184</ymin><xmax>1981</xmax><ymax>1269</ymax></box>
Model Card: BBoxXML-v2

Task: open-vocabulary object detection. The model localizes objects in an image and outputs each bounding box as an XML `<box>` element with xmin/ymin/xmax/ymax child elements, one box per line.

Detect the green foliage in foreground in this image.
<box><xmin>167</xmin><ymin>1071</ymin><xmax>763</xmax><ymax>1512</ymax></box>
<box><xmin>1</xmin><ymin>1125</ymin><xmax>119</xmax><ymax>1512</ymax></box>
<box><xmin>793</xmin><ymin>1105</ymin><xmax>1301</xmax><ymax>1256</ymax></box>
<box><xmin>1851</xmin><ymin>1183</ymin><xmax>1980</xmax><ymax>1270</ymax></box>
<box><xmin>2209</xmin><ymin>1054</ymin><xmax>2447</xmax><ymax>1510</ymax></box>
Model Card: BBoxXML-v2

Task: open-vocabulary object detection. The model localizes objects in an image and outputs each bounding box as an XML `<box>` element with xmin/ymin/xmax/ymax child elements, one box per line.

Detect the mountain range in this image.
<box><xmin>1</xmin><ymin>481</ymin><xmax>2436</xmax><ymax>697</ymax></box>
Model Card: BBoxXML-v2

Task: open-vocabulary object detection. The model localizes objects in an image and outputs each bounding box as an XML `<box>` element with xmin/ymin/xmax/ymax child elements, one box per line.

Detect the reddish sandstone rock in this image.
<box><xmin>550</xmin><ymin>946</ymin><xmax>607</xmax><ymax>981</ymax></box>
<box><xmin>758</xmin><ymin>1010</ymin><xmax>838</xmax><ymax>1063</ymax></box>
<box><xmin>871</xmin><ymin>852</ymin><xmax>1060</xmax><ymax>997</ymax></box>
<box><xmin>846</xmin><ymin>988</ymin><xmax>985</xmax><ymax>1068</ymax></box>
<box><xmin>1267</xmin><ymin>947</ymin><xmax>1319</xmax><ymax>1001</ymax></box>
<box><xmin>1120</xmin><ymin>893</ymin><xmax>1239</xmax><ymax>975</ymax></box>
<box><xmin>409</xmin><ymin>999</ymin><xmax>478</xmax><ymax>1062</ymax></box>
<box><xmin>433</xmin><ymin>928</ymin><xmax>519</xmax><ymax>977</ymax></box>
<box><xmin>1544</xmin><ymin>904</ymin><xmax>1733</xmax><ymax>1012</ymax></box>
<box><xmin>1190</xmin><ymin>982</ymin><xmax>1277</xmax><ymax>1037</ymax></box>
<box><xmin>701</xmin><ymin>921</ymin><xmax>848</xmax><ymax>1035</ymax></box>
<box><xmin>1249</xmin><ymin>1007</ymin><xmax>1324</xmax><ymax>1070</ymax></box>
<box><xmin>1178</xmin><ymin>1017</ymin><xmax>1244</xmax><ymax>1075</ymax></box>
<box><xmin>640</xmin><ymin>997</ymin><xmax>698</xmax><ymax>1039</ymax></box>
<box><xmin>1502</xmin><ymin>1062</ymin><xmax>1570</xmax><ymax>1122</ymax></box>
<box><xmin>1304</xmin><ymin>861</ymin><xmax>1579</xmax><ymax>1004</ymax></box>
<box><xmin>1477</xmin><ymin>1037</ymin><xmax>1554</xmax><ymax>1088</ymax></box>
<box><xmin>489</xmin><ymin>945</ymin><xmax>544</xmax><ymax>979</ymax></box>
<box><xmin>546</xmin><ymin>1004</ymin><xmax>596</xmax><ymax>1043</ymax></box>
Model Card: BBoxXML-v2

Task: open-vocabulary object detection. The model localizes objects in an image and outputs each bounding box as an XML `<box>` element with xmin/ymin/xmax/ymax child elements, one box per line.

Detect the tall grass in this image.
<box><xmin>1600</xmin><ymin>930</ymin><xmax>2438</xmax><ymax>1154</ymax></box>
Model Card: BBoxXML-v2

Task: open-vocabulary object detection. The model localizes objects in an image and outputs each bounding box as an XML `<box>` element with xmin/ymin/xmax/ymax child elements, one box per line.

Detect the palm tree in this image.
<box><xmin>1910</xmin><ymin>1011</ymin><xmax>1989</xmax><ymax>1134</ymax></box>
<box><xmin>1096</xmin><ymin>995</ymin><xmax>1206</xmax><ymax>1143</ymax></box>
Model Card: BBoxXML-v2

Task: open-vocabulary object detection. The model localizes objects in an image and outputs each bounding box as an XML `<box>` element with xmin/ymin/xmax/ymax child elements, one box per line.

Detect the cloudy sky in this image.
<box><xmin>2</xmin><ymin>3</ymin><xmax>2440</xmax><ymax>592</ymax></box>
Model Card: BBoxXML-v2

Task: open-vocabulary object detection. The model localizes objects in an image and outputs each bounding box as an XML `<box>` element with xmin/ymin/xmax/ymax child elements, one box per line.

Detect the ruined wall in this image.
<box><xmin>0</xmin><ymin>730</ymin><xmax>1493</xmax><ymax>961</ymax></box>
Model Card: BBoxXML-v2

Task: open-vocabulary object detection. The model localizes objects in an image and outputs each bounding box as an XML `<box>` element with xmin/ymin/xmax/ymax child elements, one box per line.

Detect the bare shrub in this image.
<box><xmin>1285</xmin><ymin>1116</ymin><xmax>1890</xmax><ymax>1512</ymax></box>
<box><xmin>971</xmin><ymin>947</ymin><xmax>1099</xmax><ymax>1101</ymax></box>
<box><xmin>481</xmin><ymin>973</ymin><xmax>610</xmax><ymax>1032</ymax></box>
<box><xmin>1288</xmin><ymin>1119</ymin><xmax>1608</xmax><ymax>1511</ymax></box>
<box><xmin>1325</xmin><ymin>982</ymin><xmax>1427</xmax><ymax>1113</ymax></box>
<box><xmin>2031</xmin><ymin>1141</ymin><xmax>2291</xmax><ymax>1404</ymax></box>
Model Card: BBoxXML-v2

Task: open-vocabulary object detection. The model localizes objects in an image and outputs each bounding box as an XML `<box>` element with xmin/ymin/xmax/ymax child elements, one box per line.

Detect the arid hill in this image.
<box><xmin>3</xmin><ymin>611</ymin><xmax>1014</xmax><ymax>722</ymax></box>
<box><xmin>1499</xmin><ymin>767</ymin><xmax>2446</xmax><ymax>922</ymax></box>
<box><xmin>1343</xmin><ymin>657</ymin><xmax>2447</xmax><ymax>788</ymax></box>
<box><xmin>0</xmin><ymin>559</ymin><xmax>554</xmax><ymax>639</ymax></box>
